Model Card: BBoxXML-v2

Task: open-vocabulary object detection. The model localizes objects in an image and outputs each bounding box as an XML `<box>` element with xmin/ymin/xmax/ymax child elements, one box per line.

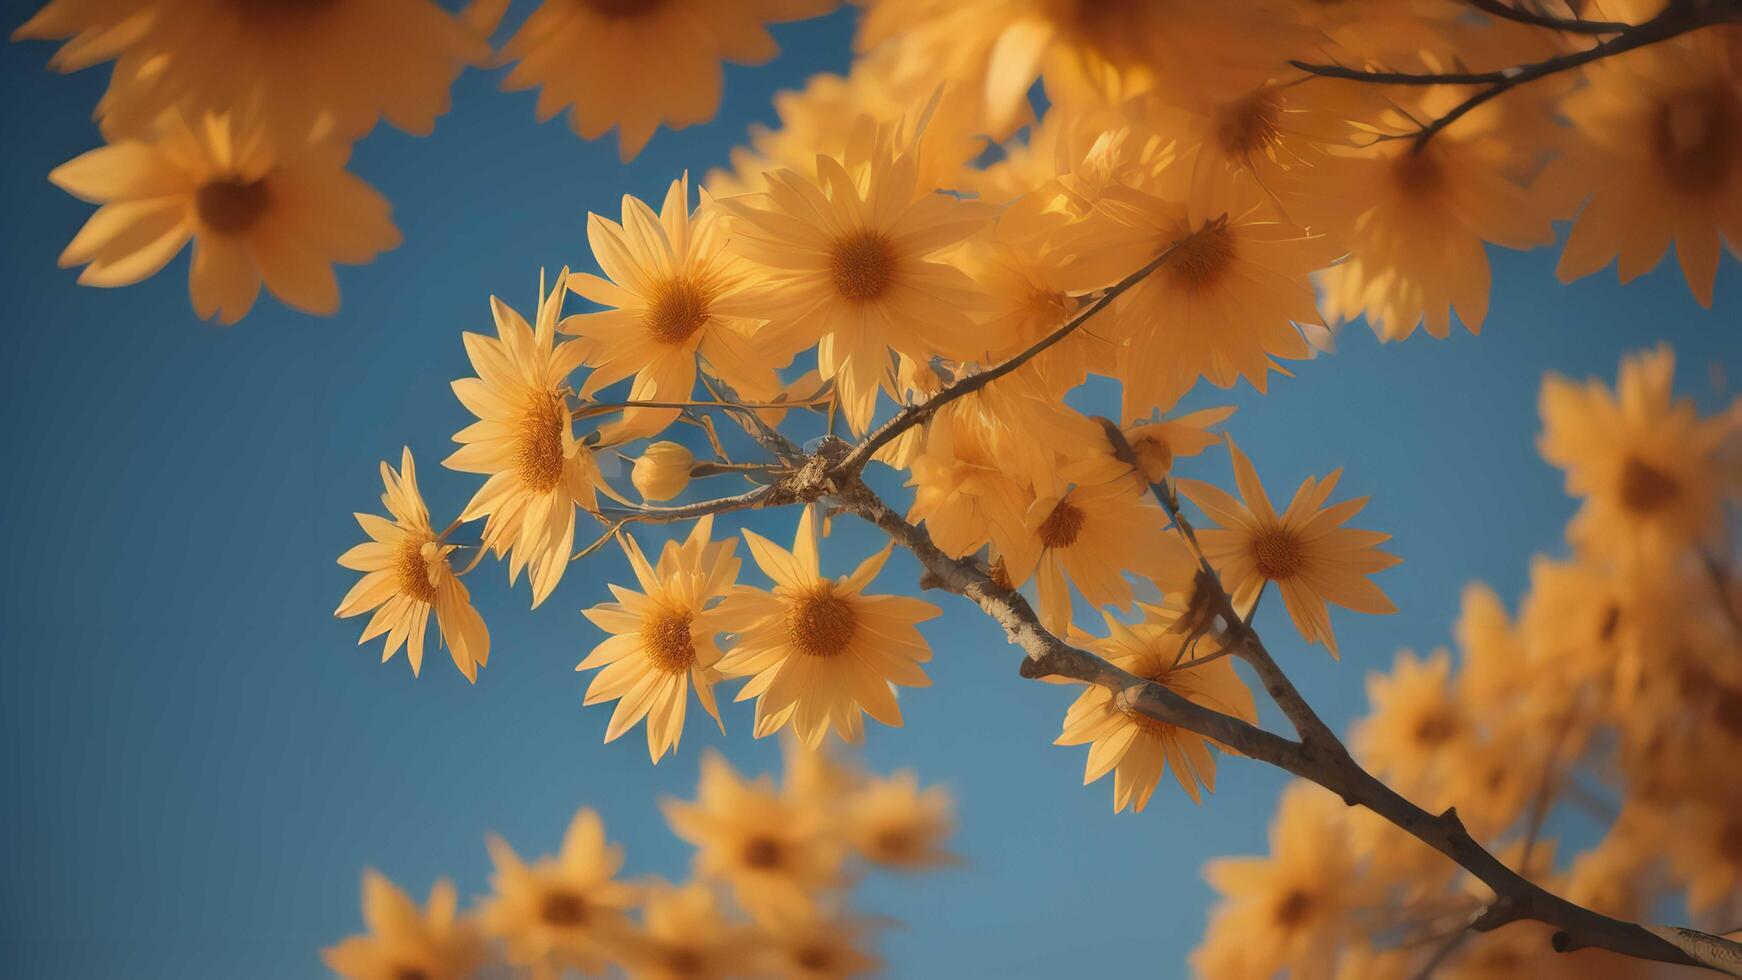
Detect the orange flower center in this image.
<box><xmin>1166</xmin><ymin>223</ymin><xmax>1237</xmax><ymax>292</ymax></box>
<box><xmin>516</xmin><ymin>390</ymin><xmax>569</xmax><ymax>493</ymax></box>
<box><xmin>742</xmin><ymin>835</ymin><xmax>784</xmax><ymax>869</ymax></box>
<box><xmin>794</xmin><ymin>946</ymin><xmax>836</xmax><ymax>972</ymax></box>
<box><xmin>1274</xmin><ymin>888</ymin><xmax>1313</xmax><ymax>928</ymax></box>
<box><xmin>1411</xmin><ymin>709</ymin><xmax>1459</xmax><ymax>746</ymax></box>
<box><xmin>196</xmin><ymin>178</ymin><xmax>270</xmax><ymax>235</ymax></box>
<box><xmin>582</xmin><ymin>0</ymin><xmax>668</xmax><ymax>16</ymax></box>
<box><xmin>1215</xmin><ymin>90</ymin><xmax>1283</xmax><ymax>159</ymax></box>
<box><xmin>1038</xmin><ymin>500</ymin><xmax>1087</xmax><ymax>549</ymax></box>
<box><xmin>1618</xmin><ymin>456</ymin><xmax>1678</xmax><ymax>514</ymax></box>
<box><xmin>1251</xmin><ymin>525</ymin><xmax>1304</xmax><ymax>580</ymax></box>
<box><xmin>1720</xmin><ymin>821</ymin><xmax>1742</xmax><ymax>865</ymax></box>
<box><xmin>829</xmin><ymin>229</ymin><xmax>896</xmax><ymax>301</ymax></box>
<box><xmin>1654</xmin><ymin>85</ymin><xmax>1739</xmax><ymax>196</ymax></box>
<box><xmin>395</xmin><ymin>537</ymin><xmax>438</xmax><ymax>603</ymax></box>
<box><xmin>643</xmin><ymin>277</ymin><xmax>710</xmax><ymax>343</ymax></box>
<box><xmin>641</xmin><ymin>610</ymin><xmax>696</xmax><ymax>673</ymax></box>
<box><xmin>392</xmin><ymin>967</ymin><xmax>430</xmax><ymax>980</ymax></box>
<box><xmin>540</xmin><ymin>889</ymin><xmax>589</xmax><ymax>927</ymax></box>
<box><xmin>1391</xmin><ymin>146</ymin><xmax>1445</xmax><ymax>197</ymax></box>
<box><xmin>233</xmin><ymin>0</ymin><xmax>337</xmax><ymax>22</ymax></box>
<box><xmin>663</xmin><ymin>947</ymin><xmax>706</xmax><ymax>975</ymax></box>
<box><xmin>786</xmin><ymin>586</ymin><xmax>858</xmax><ymax>657</ymax></box>
<box><xmin>871</xmin><ymin>826</ymin><xmax>919</xmax><ymax>861</ymax></box>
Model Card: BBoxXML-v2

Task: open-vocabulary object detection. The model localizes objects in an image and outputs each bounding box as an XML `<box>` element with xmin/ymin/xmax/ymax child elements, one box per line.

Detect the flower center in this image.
<box><xmin>1215</xmin><ymin>90</ymin><xmax>1283</xmax><ymax>159</ymax></box>
<box><xmin>1411</xmin><ymin>709</ymin><xmax>1458</xmax><ymax>746</ymax></box>
<box><xmin>1038</xmin><ymin>500</ymin><xmax>1086</xmax><ymax>549</ymax></box>
<box><xmin>663</xmin><ymin>947</ymin><xmax>706</xmax><ymax>975</ymax></box>
<box><xmin>232</xmin><ymin>0</ymin><xmax>338</xmax><ymax>22</ymax></box>
<box><xmin>1720</xmin><ymin>821</ymin><xmax>1742</xmax><ymax>865</ymax></box>
<box><xmin>1274</xmin><ymin>888</ymin><xmax>1312</xmax><ymax>928</ymax></box>
<box><xmin>794</xmin><ymin>946</ymin><xmax>836</xmax><ymax>972</ymax></box>
<box><xmin>641</xmin><ymin>610</ymin><xmax>696</xmax><ymax>674</ymax></box>
<box><xmin>643</xmin><ymin>277</ymin><xmax>710</xmax><ymax>343</ymax></box>
<box><xmin>1654</xmin><ymin>85</ymin><xmax>1739</xmax><ymax>196</ymax></box>
<box><xmin>516</xmin><ymin>390</ymin><xmax>568</xmax><ymax>493</ymax></box>
<box><xmin>1391</xmin><ymin>146</ymin><xmax>1445</xmax><ymax>197</ymax></box>
<box><xmin>742</xmin><ymin>836</ymin><xmax>784</xmax><ymax>869</ymax></box>
<box><xmin>392</xmin><ymin>968</ymin><xmax>430</xmax><ymax>980</ymax></box>
<box><xmin>871</xmin><ymin>827</ymin><xmax>918</xmax><ymax>860</ymax></box>
<box><xmin>540</xmin><ymin>889</ymin><xmax>589</xmax><ymax>927</ymax></box>
<box><xmin>582</xmin><ymin>0</ymin><xmax>667</xmax><ymax>16</ymax></box>
<box><xmin>196</xmin><ymin>178</ymin><xmax>270</xmax><ymax>235</ymax></box>
<box><xmin>786</xmin><ymin>586</ymin><xmax>858</xmax><ymax>657</ymax></box>
<box><xmin>1618</xmin><ymin>456</ymin><xmax>1678</xmax><ymax>514</ymax></box>
<box><xmin>1251</xmin><ymin>525</ymin><xmax>1303</xmax><ymax>580</ymax></box>
<box><xmin>829</xmin><ymin>229</ymin><xmax>895</xmax><ymax>301</ymax></box>
<box><xmin>394</xmin><ymin>537</ymin><xmax>438</xmax><ymax>603</ymax></box>
<box><xmin>1166</xmin><ymin>224</ymin><xmax>1237</xmax><ymax>292</ymax></box>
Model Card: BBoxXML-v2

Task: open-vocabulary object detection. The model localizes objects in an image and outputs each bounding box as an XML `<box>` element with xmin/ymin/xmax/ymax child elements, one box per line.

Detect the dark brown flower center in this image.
<box><xmin>392</xmin><ymin>967</ymin><xmax>430</xmax><ymax>980</ymax></box>
<box><xmin>794</xmin><ymin>946</ymin><xmax>835</xmax><ymax>972</ymax></box>
<box><xmin>540</xmin><ymin>889</ymin><xmax>588</xmax><ymax>927</ymax></box>
<box><xmin>1274</xmin><ymin>888</ymin><xmax>1313</xmax><ymax>928</ymax></box>
<box><xmin>786</xmin><ymin>587</ymin><xmax>857</xmax><ymax>657</ymax></box>
<box><xmin>642</xmin><ymin>610</ymin><xmax>696</xmax><ymax>673</ymax></box>
<box><xmin>830</xmin><ymin>229</ymin><xmax>896</xmax><ymax>301</ymax></box>
<box><xmin>196</xmin><ymin>178</ymin><xmax>270</xmax><ymax>235</ymax></box>
<box><xmin>1654</xmin><ymin>85</ymin><xmax>1740</xmax><ymax>196</ymax></box>
<box><xmin>742</xmin><ymin>836</ymin><xmax>784</xmax><ymax>869</ymax></box>
<box><xmin>1038</xmin><ymin>500</ymin><xmax>1087</xmax><ymax>549</ymax></box>
<box><xmin>643</xmin><ymin>277</ymin><xmax>710</xmax><ymax>343</ymax></box>
<box><xmin>663</xmin><ymin>947</ymin><xmax>706</xmax><ymax>974</ymax></box>
<box><xmin>1618</xmin><ymin>456</ymin><xmax>1678</xmax><ymax>514</ymax></box>
<box><xmin>1251</xmin><ymin>525</ymin><xmax>1304</xmax><ymax>580</ymax></box>
<box><xmin>394</xmin><ymin>537</ymin><xmax>438</xmax><ymax>603</ymax></box>
<box><xmin>582</xmin><ymin>0</ymin><xmax>668</xmax><ymax>17</ymax></box>
<box><xmin>1215</xmin><ymin>90</ymin><xmax>1283</xmax><ymax>158</ymax></box>
<box><xmin>1411</xmin><ymin>710</ymin><xmax>1458</xmax><ymax>746</ymax></box>
<box><xmin>516</xmin><ymin>390</ymin><xmax>568</xmax><ymax>493</ymax></box>
<box><xmin>1166</xmin><ymin>223</ymin><xmax>1237</xmax><ymax>292</ymax></box>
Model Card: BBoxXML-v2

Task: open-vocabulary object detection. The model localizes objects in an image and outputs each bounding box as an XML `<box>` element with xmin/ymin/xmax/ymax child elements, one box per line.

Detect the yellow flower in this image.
<box><xmin>1061</xmin><ymin>176</ymin><xmax>1340</xmax><ymax>417</ymax></box>
<box><xmin>578</xmin><ymin>516</ymin><xmax>739</xmax><ymax>762</ymax></box>
<box><xmin>754</xmin><ymin>903</ymin><xmax>883</xmax><ymax>979</ymax></box>
<box><xmin>717</xmin><ymin>121</ymin><xmax>994</xmax><ymax>432</ymax></box>
<box><xmin>1055</xmin><ymin>611</ymin><xmax>1257</xmax><ymax>811</ymax></box>
<box><xmin>482</xmin><ymin>807</ymin><xmax>639</xmax><ymax>977</ymax></box>
<box><xmin>630</xmin><ymin>442</ymin><xmax>696</xmax><ymax>502</ymax></box>
<box><xmin>1351</xmin><ymin>649</ymin><xmax>1471</xmax><ymax>802</ymax></box>
<box><xmin>496</xmin><ymin>0</ymin><xmax>836</xmax><ymax>160</ymax></box>
<box><xmin>717</xmin><ymin>508</ymin><xmax>939</xmax><ymax>748</ymax></box>
<box><xmin>1181</xmin><ymin>438</ymin><xmax>1399</xmax><ymax>658</ymax></box>
<box><xmin>565</xmin><ymin>175</ymin><xmax>781</xmax><ymax>442</ymax></box>
<box><xmin>17</xmin><ymin>0</ymin><xmax>487</xmax><ymax>141</ymax></box>
<box><xmin>840</xmin><ymin>770</ymin><xmax>958</xmax><ymax>869</ymax></box>
<box><xmin>1643</xmin><ymin>801</ymin><xmax>1742</xmax><ymax>917</ymax></box>
<box><xmin>902</xmin><ymin>410</ymin><xmax>1035</xmax><ymax>561</ymax></box>
<box><xmin>616</xmin><ymin>880</ymin><xmax>757</xmax><ymax>980</ymax></box>
<box><xmin>1194</xmin><ymin>782</ymin><xmax>1363</xmax><ymax>980</ymax></box>
<box><xmin>662</xmin><ymin>751</ymin><xmax>844</xmax><ymax>915</ymax></box>
<box><xmin>48</xmin><ymin>109</ymin><xmax>399</xmax><ymax>324</ymax></box>
<box><xmin>1003</xmin><ymin>477</ymin><xmax>1198</xmax><ymax>636</ymax></box>
<box><xmin>1538</xmin><ymin>346</ymin><xmax>1738</xmax><ymax>565</ymax></box>
<box><xmin>1064</xmin><ymin>405</ymin><xmax>1239</xmax><ymax>490</ymax></box>
<box><xmin>1547</xmin><ymin>37</ymin><xmax>1742</xmax><ymax>307</ymax></box>
<box><xmin>444</xmin><ymin>271</ymin><xmax>605</xmax><ymax>609</ymax></box>
<box><xmin>335</xmin><ymin>449</ymin><xmax>489</xmax><ymax>681</ymax></box>
<box><xmin>322</xmin><ymin>870</ymin><xmax>486</xmax><ymax>980</ymax></box>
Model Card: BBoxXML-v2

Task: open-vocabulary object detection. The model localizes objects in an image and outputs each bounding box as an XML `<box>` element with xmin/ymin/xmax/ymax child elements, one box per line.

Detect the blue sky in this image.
<box><xmin>0</xmin><ymin>5</ymin><xmax>1737</xmax><ymax>978</ymax></box>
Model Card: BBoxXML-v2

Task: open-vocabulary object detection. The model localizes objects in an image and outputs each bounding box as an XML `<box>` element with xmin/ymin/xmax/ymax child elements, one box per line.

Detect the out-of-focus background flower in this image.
<box><xmin>0</xmin><ymin>5</ymin><xmax>1736</xmax><ymax>977</ymax></box>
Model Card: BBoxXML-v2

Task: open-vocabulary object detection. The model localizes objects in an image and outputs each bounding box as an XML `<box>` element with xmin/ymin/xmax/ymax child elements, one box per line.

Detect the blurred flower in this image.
<box><xmin>841</xmin><ymin>770</ymin><xmax>957</xmax><ymax>869</ymax></box>
<box><xmin>616</xmin><ymin>879</ymin><xmax>758</xmax><ymax>980</ymax></box>
<box><xmin>322</xmin><ymin>871</ymin><xmax>485</xmax><ymax>980</ymax></box>
<box><xmin>482</xmin><ymin>808</ymin><xmax>639</xmax><ymax>977</ymax></box>
<box><xmin>754</xmin><ymin>902</ymin><xmax>883</xmax><ymax>979</ymax></box>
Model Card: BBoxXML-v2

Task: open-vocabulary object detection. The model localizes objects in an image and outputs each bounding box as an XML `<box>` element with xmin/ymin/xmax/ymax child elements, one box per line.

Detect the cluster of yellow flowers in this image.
<box><xmin>1191</xmin><ymin>348</ymin><xmax>1742</xmax><ymax>979</ymax></box>
<box><xmin>324</xmin><ymin>744</ymin><xmax>956</xmax><ymax>980</ymax></box>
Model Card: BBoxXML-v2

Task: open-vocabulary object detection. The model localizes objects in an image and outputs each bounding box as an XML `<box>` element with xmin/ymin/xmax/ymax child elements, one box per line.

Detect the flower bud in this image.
<box><xmin>1124</xmin><ymin>424</ymin><xmax>1175</xmax><ymax>484</ymax></box>
<box><xmin>631</xmin><ymin>442</ymin><xmax>694</xmax><ymax>501</ymax></box>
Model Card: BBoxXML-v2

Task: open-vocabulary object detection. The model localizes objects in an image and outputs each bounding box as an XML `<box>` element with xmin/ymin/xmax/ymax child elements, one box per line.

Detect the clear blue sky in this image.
<box><xmin>0</xmin><ymin>5</ymin><xmax>1736</xmax><ymax>978</ymax></box>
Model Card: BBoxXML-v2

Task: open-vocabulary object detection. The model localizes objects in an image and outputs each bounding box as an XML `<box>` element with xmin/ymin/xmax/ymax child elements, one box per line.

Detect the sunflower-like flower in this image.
<box><xmin>321</xmin><ymin>871</ymin><xmax>486</xmax><ymax>980</ymax></box>
<box><xmin>840</xmin><ymin>769</ymin><xmax>958</xmax><ymax>870</ymax></box>
<box><xmin>717</xmin><ymin>508</ymin><xmax>939</xmax><ymax>747</ymax></box>
<box><xmin>1547</xmin><ymin>37</ymin><xmax>1742</xmax><ymax>306</ymax></box>
<box><xmin>496</xmin><ymin>0</ymin><xmax>837</xmax><ymax>160</ymax></box>
<box><xmin>1055</xmin><ymin>611</ymin><xmax>1257</xmax><ymax>812</ymax></box>
<box><xmin>902</xmin><ymin>410</ymin><xmax>1034</xmax><ymax>561</ymax></box>
<box><xmin>718</xmin><ymin>120</ymin><xmax>994</xmax><ymax>433</ymax></box>
<box><xmin>1351</xmin><ymin>648</ymin><xmax>1471</xmax><ymax>802</ymax></box>
<box><xmin>445</xmin><ymin>271</ymin><xmax>608</xmax><ymax>608</ymax></box>
<box><xmin>1538</xmin><ymin>346</ymin><xmax>1739</xmax><ymax>565</ymax></box>
<box><xmin>1003</xmin><ymin>477</ymin><xmax>1198</xmax><ymax>635</ymax></box>
<box><xmin>335</xmin><ymin>449</ymin><xmax>489</xmax><ymax>681</ymax></box>
<box><xmin>48</xmin><ymin>109</ymin><xmax>399</xmax><ymax>324</ymax></box>
<box><xmin>578</xmin><ymin>516</ymin><xmax>740</xmax><ymax>762</ymax></box>
<box><xmin>1180</xmin><ymin>438</ymin><xmax>1399</xmax><ymax>658</ymax></box>
<box><xmin>1065</xmin><ymin>405</ymin><xmax>1238</xmax><ymax>491</ymax></box>
<box><xmin>662</xmin><ymin>751</ymin><xmax>845</xmax><ymax>915</ymax></box>
<box><xmin>1193</xmin><ymin>782</ymin><xmax>1364</xmax><ymax>980</ymax></box>
<box><xmin>754</xmin><ymin>902</ymin><xmax>884</xmax><ymax>979</ymax></box>
<box><xmin>17</xmin><ymin>0</ymin><xmax>488</xmax><ymax>141</ymax></box>
<box><xmin>565</xmin><ymin>175</ymin><xmax>782</xmax><ymax>443</ymax></box>
<box><xmin>616</xmin><ymin>879</ymin><xmax>757</xmax><ymax>980</ymax></box>
<box><xmin>481</xmin><ymin>807</ymin><xmax>639</xmax><ymax>977</ymax></box>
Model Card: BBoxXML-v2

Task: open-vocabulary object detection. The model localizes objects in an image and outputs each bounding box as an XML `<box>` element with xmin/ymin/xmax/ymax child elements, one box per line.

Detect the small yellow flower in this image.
<box><xmin>616</xmin><ymin>879</ymin><xmax>758</xmax><ymax>980</ymax></box>
<box><xmin>754</xmin><ymin>902</ymin><xmax>883</xmax><ymax>980</ymax></box>
<box><xmin>1351</xmin><ymin>649</ymin><xmax>1471</xmax><ymax>802</ymax></box>
<box><xmin>1181</xmin><ymin>437</ymin><xmax>1400</xmax><ymax>658</ymax></box>
<box><xmin>335</xmin><ymin>448</ymin><xmax>489</xmax><ymax>681</ymax></box>
<box><xmin>481</xmin><ymin>807</ymin><xmax>639</xmax><ymax>977</ymax></box>
<box><xmin>841</xmin><ymin>770</ymin><xmax>958</xmax><ymax>870</ymax></box>
<box><xmin>321</xmin><ymin>870</ymin><xmax>486</xmax><ymax>980</ymax></box>
<box><xmin>717</xmin><ymin>508</ymin><xmax>939</xmax><ymax>748</ymax></box>
<box><xmin>631</xmin><ymin>442</ymin><xmax>697</xmax><ymax>502</ymax></box>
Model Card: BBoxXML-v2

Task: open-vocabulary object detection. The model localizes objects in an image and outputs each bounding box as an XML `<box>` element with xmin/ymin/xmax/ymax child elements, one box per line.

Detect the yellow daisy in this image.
<box><xmin>1064</xmin><ymin>405</ymin><xmax>1239</xmax><ymax>491</ymax></box>
<box><xmin>1538</xmin><ymin>345</ymin><xmax>1738</xmax><ymax>565</ymax></box>
<box><xmin>335</xmin><ymin>448</ymin><xmax>489</xmax><ymax>682</ymax></box>
<box><xmin>1003</xmin><ymin>477</ymin><xmax>1198</xmax><ymax>636</ymax></box>
<box><xmin>1055</xmin><ymin>611</ymin><xmax>1257</xmax><ymax>812</ymax></box>
<box><xmin>840</xmin><ymin>769</ymin><xmax>958</xmax><ymax>870</ymax></box>
<box><xmin>902</xmin><ymin>410</ymin><xmax>1034</xmax><ymax>561</ymax></box>
<box><xmin>1351</xmin><ymin>648</ymin><xmax>1471</xmax><ymax>802</ymax></box>
<box><xmin>1547</xmin><ymin>37</ymin><xmax>1742</xmax><ymax>307</ymax></box>
<box><xmin>1181</xmin><ymin>438</ymin><xmax>1400</xmax><ymax>658</ymax></box>
<box><xmin>716</xmin><ymin>508</ymin><xmax>939</xmax><ymax>748</ymax></box>
<box><xmin>717</xmin><ymin>121</ymin><xmax>994</xmax><ymax>433</ymax></box>
<box><xmin>578</xmin><ymin>515</ymin><xmax>740</xmax><ymax>762</ymax></box>
<box><xmin>616</xmin><ymin>879</ymin><xmax>757</xmax><ymax>980</ymax></box>
<box><xmin>444</xmin><ymin>271</ymin><xmax>606</xmax><ymax>609</ymax></box>
<box><xmin>481</xmin><ymin>807</ymin><xmax>639</xmax><ymax>977</ymax></box>
<box><xmin>754</xmin><ymin>903</ymin><xmax>883</xmax><ymax>979</ymax></box>
<box><xmin>48</xmin><ymin>109</ymin><xmax>399</xmax><ymax>324</ymax></box>
<box><xmin>17</xmin><ymin>0</ymin><xmax>488</xmax><ymax>141</ymax></box>
<box><xmin>662</xmin><ymin>751</ymin><xmax>844</xmax><ymax>915</ymax></box>
<box><xmin>322</xmin><ymin>870</ymin><xmax>486</xmax><ymax>980</ymax></box>
<box><xmin>565</xmin><ymin>175</ymin><xmax>781</xmax><ymax>443</ymax></box>
<box><xmin>496</xmin><ymin>0</ymin><xmax>836</xmax><ymax>160</ymax></box>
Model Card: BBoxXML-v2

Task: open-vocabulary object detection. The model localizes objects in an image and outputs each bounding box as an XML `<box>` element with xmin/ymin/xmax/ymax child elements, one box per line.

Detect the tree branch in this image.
<box><xmin>1463</xmin><ymin>0</ymin><xmax>1630</xmax><ymax>35</ymax></box>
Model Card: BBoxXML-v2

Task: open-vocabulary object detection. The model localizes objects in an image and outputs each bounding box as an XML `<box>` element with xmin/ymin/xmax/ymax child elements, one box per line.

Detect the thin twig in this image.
<box><xmin>1463</xmin><ymin>0</ymin><xmax>1630</xmax><ymax>34</ymax></box>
